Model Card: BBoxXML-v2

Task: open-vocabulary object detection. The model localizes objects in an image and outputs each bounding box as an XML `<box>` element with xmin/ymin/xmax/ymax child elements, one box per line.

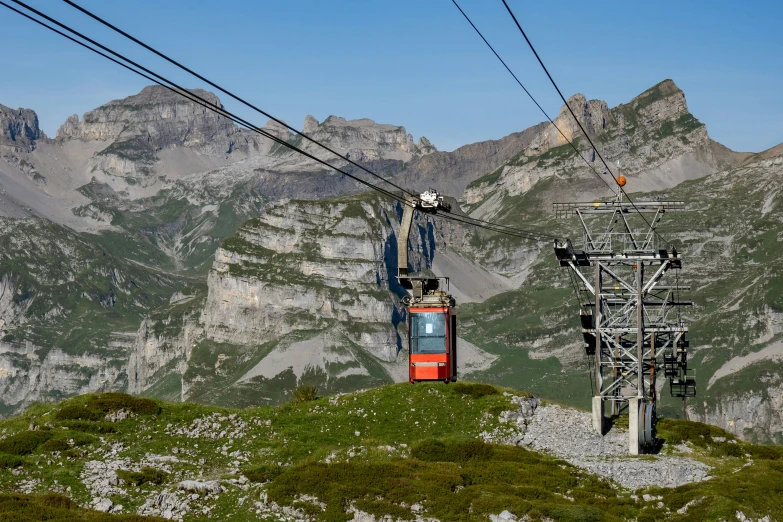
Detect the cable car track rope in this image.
<box><xmin>3</xmin><ymin>0</ymin><xmax>558</xmax><ymax>243</ymax></box>
<box><xmin>498</xmin><ymin>0</ymin><xmax>668</xmax><ymax>244</ymax></box>
<box><xmin>58</xmin><ymin>0</ymin><xmax>558</xmax><ymax>241</ymax></box>
<box><xmin>450</xmin><ymin>0</ymin><xmax>614</xmax><ymax>195</ymax></box>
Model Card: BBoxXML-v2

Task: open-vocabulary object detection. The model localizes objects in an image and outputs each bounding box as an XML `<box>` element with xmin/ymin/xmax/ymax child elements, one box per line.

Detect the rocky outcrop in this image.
<box><xmin>56</xmin><ymin>86</ymin><xmax>261</xmax><ymax>158</ymax></box>
<box><xmin>295</xmin><ymin>115</ymin><xmax>435</xmax><ymax>162</ymax></box>
<box><xmin>200</xmin><ymin>197</ymin><xmax>406</xmax><ymax>360</ymax></box>
<box><xmin>0</xmin><ymin>104</ymin><xmax>45</xmax><ymax>152</ymax></box>
<box><xmin>690</xmin><ymin>384</ymin><xmax>783</xmax><ymax>444</ymax></box>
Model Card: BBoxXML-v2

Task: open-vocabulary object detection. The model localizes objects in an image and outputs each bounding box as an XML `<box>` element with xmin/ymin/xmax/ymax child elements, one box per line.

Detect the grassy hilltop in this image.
<box><xmin>0</xmin><ymin>383</ymin><xmax>781</xmax><ymax>521</ymax></box>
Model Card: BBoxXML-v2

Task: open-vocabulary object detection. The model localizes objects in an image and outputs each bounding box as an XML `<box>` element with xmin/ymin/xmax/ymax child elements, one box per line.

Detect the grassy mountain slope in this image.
<box><xmin>0</xmin><ymin>385</ymin><xmax>781</xmax><ymax>521</ymax></box>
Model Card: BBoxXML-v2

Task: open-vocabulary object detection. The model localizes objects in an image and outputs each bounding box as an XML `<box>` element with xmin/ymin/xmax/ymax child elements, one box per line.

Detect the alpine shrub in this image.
<box><xmin>0</xmin><ymin>453</ymin><xmax>24</xmax><ymax>469</ymax></box>
<box><xmin>245</xmin><ymin>464</ymin><xmax>283</xmax><ymax>483</ymax></box>
<box><xmin>0</xmin><ymin>430</ymin><xmax>53</xmax><ymax>456</ymax></box>
<box><xmin>116</xmin><ymin>466</ymin><xmax>169</xmax><ymax>486</ymax></box>
<box><xmin>453</xmin><ymin>383</ymin><xmax>499</xmax><ymax>398</ymax></box>
<box><xmin>41</xmin><ymin>439</ymin><xmax>70</xmax><ymax>453</ymax></box>
<box><xmin>86</xmin><ymin>393</ymin><xmax>160</xmax><ymax>415</ymax></box>
<box><xmin>55</xmin><ymin>405</ymin><xmax>102</xmax><ymax>422</ymax></box>
<box><xmin>292</xmin><ymin>385</ymin><xmax>318</xmax><ymax>403</ymax></box>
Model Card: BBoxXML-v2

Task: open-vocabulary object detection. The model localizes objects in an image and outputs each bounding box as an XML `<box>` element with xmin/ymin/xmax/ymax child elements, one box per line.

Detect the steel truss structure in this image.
<box><xmin>554</xmin><ymin>197</ymin><xmax>694</xmax><ymax>454</ymax></box>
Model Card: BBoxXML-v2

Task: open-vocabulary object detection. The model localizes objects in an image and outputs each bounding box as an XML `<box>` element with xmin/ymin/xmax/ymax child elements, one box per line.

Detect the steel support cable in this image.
<box><xmin>60</xmin><ymin>0</ymin><xmax>416</xmax><ymax>198</ymax></box>
<box><xmin>438</xmin><ymin>212</ymin><xmax>552</xmax><ymax>241</ymax></box>
<box><xmin>63</xmin><ymin>0</ymin><xmax>560</xmax><ymax>242</ymax></box>
<box><xmin>450</xmin><ymin>0</ymin><xmax>614</xmax><ymax>194</ymax></box>
<box><xmin>58</xmin><ymin>0</ymin><xmax>559</xmax><ymax>243</ymax></box>
<box><xmin>442</xmin><ymin>212</ymin><xmax>556</xmax><ymax>240</ymax></box>
<box><xmin>499</xmin><ymin>0</ymin><xmax>669</xmax><ymax>245</ymax></box>
<box><xmin>4</xmin><ymin>1</ymin><xmax>558</xmax><ymax>245</ymax></box>
<box><xmin>2</xmin><ymin>0</ymin><xmax>410</xmax><ymax>208</ymax></box>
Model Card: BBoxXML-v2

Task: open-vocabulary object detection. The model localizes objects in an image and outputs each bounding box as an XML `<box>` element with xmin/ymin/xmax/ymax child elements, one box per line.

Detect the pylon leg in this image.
<box><xmin>629</xmin><ymin>397</ymin><xmax>640</xmax><ymax>455</ymax></box>
<box><xmin>592</xmin><ymin>396</ymin><xmax>604</xmax><ymax>435</ymax></box>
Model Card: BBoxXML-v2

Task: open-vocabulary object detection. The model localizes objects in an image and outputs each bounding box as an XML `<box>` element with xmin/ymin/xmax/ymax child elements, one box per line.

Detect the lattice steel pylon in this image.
<box><xmin>553</xmin><ymin>193</ymin><xmax>694</xmax><ymax>454</ymax></box>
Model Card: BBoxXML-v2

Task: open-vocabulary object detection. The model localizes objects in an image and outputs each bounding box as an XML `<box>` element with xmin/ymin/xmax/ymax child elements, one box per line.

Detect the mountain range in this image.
<box><xmin>0</xmin><ymin>79</ymin><xmax>781</xmax><ymax>444</ymax></box>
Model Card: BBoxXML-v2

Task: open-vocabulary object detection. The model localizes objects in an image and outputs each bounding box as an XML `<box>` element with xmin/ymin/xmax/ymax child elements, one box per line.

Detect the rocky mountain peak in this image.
<box><xmin>615</xmin><ymin>79</ymin><xmax>689</xmax><ymax>127</ymax></box>
<box><xmin>55</xmin><ymin>85</ymin><xmax>258</xmax><ymax>158</ymax></box>
<box><xmin>0</xmin><ymin>104</ymin><xmax>46</xmax><ymax>152</ymax></box>
<box><xmin>300</xmin><ymin>115</ymin><xmax>435</xmax><ymax>162</ymax></box>
<box><xmin>303</xmin><ymin>114</ymin><xmax>319</xmax><ymax>134</ymax></box>
<box><xmin>264</xmin><ymin>119</ymin><xmax>293</xmax><ymax>141</ymax></box>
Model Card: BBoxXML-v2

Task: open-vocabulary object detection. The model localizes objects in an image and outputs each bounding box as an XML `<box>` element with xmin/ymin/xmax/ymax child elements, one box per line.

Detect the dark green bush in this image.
<box><xmin>55</xmin><ymin>405</ymin><xmax>102</xmax><ymax>422</ymax></box>
<box><xmin>67</xmin><ymin>432</ymin><xmax>97</xmax><ymax>447</ymax></box>
<box><xmin>116</xmin><ymin>467</ymin><xmax>169</xmax><ymax>486</ymax></box>
<box><xmin>453</xmin><ymin>383</ymin><xmax>498</xmax><ymax>398</ymax></box>
<box><xmin>412</xmin><ymin>440</ymin><xmax>493</xmax><ymax>463</ymax></box>
<box><xmin>0</xmin><ymin>491</ymin><xmax>168</xmax><ymax>520</ymax></box>
<box><xmin>657</xmin><ymin>418</ymin><xmax>733</xmax><ymax>448</ymax></box>
<box><xmin>245</xmin><ymin>464</ymin><xmax>283</xmax><ymax>483</ymax></box>
<box><xmin>41</xmin><ymin>439</ymin><xmax>70</xmax><ymax>453</ymax></box>
<box><xmin>543</xmin><ymin>504</ymin><xmax>604</xmax><ymax>522</ymax></box>
<box><xmin>0</xmin><ymin>430</ymin><xmax>53</xmax><ymax>455</ymax></box>
<box><xmin>411</xmin><ymin>440</ymin><xmax>447</xmax><ymax>462</ymax></box>
<box><xmin>86</xmin><ymin>393</ymin><xmax>160</xmax><ymax>415</ymax></box>
<box><xmin>292</xmin><ymin>385</ymin><xmax>318</xmax><ymax>403</ymax></box>
<box><xmin>0</xmin><ymin>453</ymin><xmax>25</xmax><ymax>469</ymax></box>
<box><xmin>710</xmin><ymin>442</ymin><xmax>745</xmax><ymax>458</ymax></box>
<box><xmin>39</xmin><ymin>492</ymin><xmax>77</xmax><ymax>509</ymax></box>
<box><xmin>59</xmin><ymin>421</ymin><xmax>117</xmax><ymax>434</ymax></box>
<box><xmin>746</xmin><ymin>444</ymin><xmax>781</xmax><ymax>460</ymax></box>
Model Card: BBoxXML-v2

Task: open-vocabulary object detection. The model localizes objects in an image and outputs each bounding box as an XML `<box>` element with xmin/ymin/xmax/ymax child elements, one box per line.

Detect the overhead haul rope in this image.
<box><xmin>62</xmin><ymin>0</ymin><xmax>557</xmax><ymax>241</ymax></box>
<box><xmin>4</xmin><ymin>0</ymin><xmax>557</xmax><ymax>243</ymax></box>
<box><xmin>450</xmin><ymin>0</ymin><xmax>614</xmax><ymax>193</ymax></box>
<box><xmin>499</xmin><ymin>0</ymin><xmax>669</xmax><ymax>244</ymax></box>
<box><xmin>59</xmin><ymin>0</ymin><xmax>417</xmax><ymax>199</ymax></box>
<box><xmin>1</xmin><ymin>0</ymin><xmax>409</xmax><ymax>207</ymax></box>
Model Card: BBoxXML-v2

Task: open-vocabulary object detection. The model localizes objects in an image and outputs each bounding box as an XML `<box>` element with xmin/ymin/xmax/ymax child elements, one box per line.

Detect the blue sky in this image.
<box><xmin>1</xmin><ymin>0</ymin><xmax>781</xmax><ymax>152</ymax></box>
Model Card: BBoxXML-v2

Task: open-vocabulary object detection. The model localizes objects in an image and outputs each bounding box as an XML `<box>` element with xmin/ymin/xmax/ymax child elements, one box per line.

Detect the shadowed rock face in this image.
<box><xmin>0</xmin><ymin>104</ymin><xmax>45</xmax><ymax>152</ymax></box>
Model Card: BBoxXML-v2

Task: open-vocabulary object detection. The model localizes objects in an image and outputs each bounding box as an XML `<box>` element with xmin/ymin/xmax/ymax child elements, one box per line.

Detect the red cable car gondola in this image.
<box><xmin>397</xmin><ymin>190</ymin><xmax>457</xmax><ymax>384</ymax></box>
<box><xmin>408</xmin><ymin>303</ymin><xmax>457</xmax><ymax>383</ymax></box>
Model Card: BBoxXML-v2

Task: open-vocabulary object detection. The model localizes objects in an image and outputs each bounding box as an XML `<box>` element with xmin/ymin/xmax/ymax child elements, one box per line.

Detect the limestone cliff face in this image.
<box><xmin>526</xmin><ymin>94</ymin><xmax>613</xmax><ymax>153</ymax></box>
<box><xmin>200</xmin><ymin>197</ymin><xmax>408</xmax><ymax>361</ymax></box>
<box><xmin>689</xmin><ymin>384</ymin><xmax>783</xmax><ymax>445</ymax></box>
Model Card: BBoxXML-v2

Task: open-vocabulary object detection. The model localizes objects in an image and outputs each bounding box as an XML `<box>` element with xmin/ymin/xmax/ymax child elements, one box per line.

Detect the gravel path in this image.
<box><xmin>482</xmin><ymin>395</ymin><xmax>711</xmax><ymax>490</ymax></box>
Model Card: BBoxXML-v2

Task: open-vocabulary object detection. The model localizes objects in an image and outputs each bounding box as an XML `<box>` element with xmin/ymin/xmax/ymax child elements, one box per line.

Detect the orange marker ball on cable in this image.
<box><xmin>617</xmin><ymin>175</ymin><xmax>627</xmax><ymax>187</ymax></box>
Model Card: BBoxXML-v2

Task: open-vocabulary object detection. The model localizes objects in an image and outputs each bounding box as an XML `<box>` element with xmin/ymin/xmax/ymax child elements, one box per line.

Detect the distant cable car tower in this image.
<box><xmin>553</xmin><ymin>183</ymin><xmax>694</xmax><ymax>455</ymax></box>
<box><xmin>397</xmin><ymin>190</ymin><xmax>457</xmax><ymax>384</ymax></box>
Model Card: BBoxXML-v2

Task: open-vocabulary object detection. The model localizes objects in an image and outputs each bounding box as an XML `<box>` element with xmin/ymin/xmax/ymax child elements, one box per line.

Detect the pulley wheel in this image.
<box><xmin>638</xmin><ymin>401</ymin><xmax>657</xmax><ymax>449</ymax></box>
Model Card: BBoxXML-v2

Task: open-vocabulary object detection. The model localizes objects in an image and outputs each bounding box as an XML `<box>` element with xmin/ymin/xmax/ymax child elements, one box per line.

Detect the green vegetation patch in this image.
<box><xmin>265</xmin><ymin>442</ymin><xmax>624</xmax><ymax>522</ymax></box>
<box><xmin>116</xmin><ymin>466</ymin><xmax>169</xmax><ymax>487</ymax></box>
<box><xmin>58</xmin><ymin>421</ymin><xmax>117</xmax><ymax>434</ymax></box>
<box><xmin>85</xmin><ymin>393</ymin><xmax>161</xmax><ymax>415</ymax></box>
<box><xmin>0</xmin><ymin>492</ymin><xmax>166</xmax><ymax>521</ymax></box>
<box><xmin>0</xmin><ymin>430</ymin><xmax>53</xmax><ymax>456</ymax></box>
<box><xmin>55</xmin><ymin>405</ymin><xmax>103</xmax><ymax>422</ymax></box>
<box><xmin>244</xmin><ymin>463</ymin><xmax>283</xmax><ymax>483</ymax></box>
<box><xmin>292</xmin><ymin>385</ymin><xmax>319</xmax><ymax>403</ymax></box>
<box><xmin>452</xmin><ymin>382</ymin><xmax>499</xmax><ymax>399</ymax></box>
<box><xmin>0</xmin><ymin>453</ymin><xmax>25</xmax><ymax>469</ymax></box>
<box><xmin>40</xmin><ymin>439</ymin><xmax>70</xmax><ymax>453</ymax></box>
